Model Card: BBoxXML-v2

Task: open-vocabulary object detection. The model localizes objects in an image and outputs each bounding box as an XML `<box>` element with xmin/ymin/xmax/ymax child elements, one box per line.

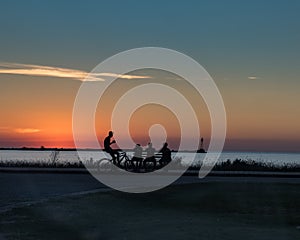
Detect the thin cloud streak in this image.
<box><xmin>14</xmin><ymin>128</ymin><xmax>41</xmax><ymax>134</ymax></box>
<box><xmin>0</xmin><ymin>127</ymin><xmax>41</xmax><ymax>134</ymax></box>
<box><xmin>0</xmin><ymin>62</ymin><xmax>152</xmax><ymax>81</ymax></box>
<box><xmin>248</xmin><ymin>76</ymin><xmax>259</xmax><ymax>80</ymax></box>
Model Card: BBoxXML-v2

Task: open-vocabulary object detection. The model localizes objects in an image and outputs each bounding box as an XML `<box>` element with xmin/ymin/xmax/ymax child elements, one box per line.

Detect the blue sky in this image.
<box><xmin>0</xmin><ymin>0</ymin><xmax>299</xmax><ymax>151</ymax></box>
<box><xmin>1</xmin><ymin>0</ymin><xmax>299</xmax><ymax>75</ymax></box>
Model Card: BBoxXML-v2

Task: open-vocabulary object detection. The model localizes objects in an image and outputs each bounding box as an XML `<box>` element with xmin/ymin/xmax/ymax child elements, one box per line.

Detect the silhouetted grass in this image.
<box><xmin>189</xmin><ymin>159</ymin><xmax>300</xmax><ymax>172</ymax></box>
<box><xmin>0</xmin><ymin>160</ymin><xmax>85</xmax><ymax>168</ymax></box>
<box><xmin>0</xmin><ymin>158</ymin><xmax>299</xmax><ymax>172</ymax></box>
<box><xmin>218</xmin><ymin>159</ymin><xmax>300</xmax><ymax>172</ymax></box>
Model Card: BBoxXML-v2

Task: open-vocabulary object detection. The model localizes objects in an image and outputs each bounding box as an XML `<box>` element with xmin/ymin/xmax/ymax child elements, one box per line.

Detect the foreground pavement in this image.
<box><xmin>0</xmin><ymin>174</ymin><xmax>299</xmax><ymax>240</ymax></box>
<box><xmin>1</xmin><ymin>171</ymin><xmax>299</xmax><ymax>213</ymax></box>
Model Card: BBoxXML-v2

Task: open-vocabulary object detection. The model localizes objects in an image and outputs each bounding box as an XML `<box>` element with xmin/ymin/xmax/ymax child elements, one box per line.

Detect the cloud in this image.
<box><xmin>248</xmin><ymin>76</ymin><xmax>260</xmax><ymax>80</ymax></box>
<box><xmin>91</xmin><ymin>72</ymin><xmax>152</xmax><ymax>80</ymax></box>
<box><xmin>0</xmin><ymin>126</ymin><xmax>41</xmax><ymax>134</ymax></box>
<box><xmin>15</xmin><ymin>128</ymin><xmax>41</xmax><ymax>134</ymax></box>
<box><xmin>0</xmin><ymin>62</ymin><xmax>152</xmax><ymax>81</ymax></box>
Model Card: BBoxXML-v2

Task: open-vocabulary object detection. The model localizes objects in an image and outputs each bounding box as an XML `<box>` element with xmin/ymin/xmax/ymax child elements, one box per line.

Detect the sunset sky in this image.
<box><xmin>0</xmin><ymin>0</ymin><xmax>299</xmax><ymax>152</ymax></box>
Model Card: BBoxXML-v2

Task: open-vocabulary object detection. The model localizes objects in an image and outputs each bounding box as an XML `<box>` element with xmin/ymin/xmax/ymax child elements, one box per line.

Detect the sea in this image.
<box><xmin>0</xmin><ymin>150</ymin><xmax>299</xmax><ymax>166</ymax></box>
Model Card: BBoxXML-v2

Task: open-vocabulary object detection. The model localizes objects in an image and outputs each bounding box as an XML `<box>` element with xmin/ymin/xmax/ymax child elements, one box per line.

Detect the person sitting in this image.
<box><xmin>103</xmin><ymin>131</ymin><xmax>120</xmax><ymax>164</ymax></box>
<box><xmin>145</xmin><ymin>142</ymin><xmax>156</xmax><ymax>161</ymax></box>
<box><xmin>143</xmin><ymin>142</ymin><xmax>156</xmax><ymax>169</ymax></box>
<box><xmin>159</xmin><ymin>142</ymin><xmax>172</xmax><ymax>166</ymax></box>
<box><xmin>132</xmin><ymin>144</ymin><xmax>143</xmax><ymax>169</ymax></box>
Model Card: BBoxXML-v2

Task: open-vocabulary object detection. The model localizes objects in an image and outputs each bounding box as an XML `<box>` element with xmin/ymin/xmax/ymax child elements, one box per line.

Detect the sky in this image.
<box><xmin>0</xmin><ymin>0</ymin><xmax>299</xmax><ymax>152</ymax></box>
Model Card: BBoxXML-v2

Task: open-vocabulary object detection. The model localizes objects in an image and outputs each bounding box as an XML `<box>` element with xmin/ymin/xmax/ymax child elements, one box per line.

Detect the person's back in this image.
<box><xmin>132</xmin><ymin>144</ymin><xmax>143</xmax><ymax>168</ymax></box>
<box><xmin>145</xmin><ymin>142</ymin><xmax>155</xmax><ymax>158</ymax></box>
<box><xmin>103</xmin><ymin>131</ymin><xmax>119</xmax><ymax>163</ymax></box>
<box><xmin>104</xmin><ymin>135</ymin><xmax>112</xmax><ymax>152</ymax></box>
<box><xmin>161</xmin><ymin>147</ymin><xmax>171</xmax><ymax>159</ymax></box>
<box><xmin>159</xmin><ymin>142</ymin><xmax>171</xmax><ymax>165</ymax></box>
<box><xmin>133</xmin><ymin>144</ymin><xmax>143</xmax><ymax>158</ymax></box>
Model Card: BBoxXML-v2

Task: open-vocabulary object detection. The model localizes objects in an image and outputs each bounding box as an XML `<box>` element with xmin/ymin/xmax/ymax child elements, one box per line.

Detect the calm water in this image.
<box><xmin>0</xmin><ymin>150</ymin><xmax>299</xmax><ymax>166</ymax></box>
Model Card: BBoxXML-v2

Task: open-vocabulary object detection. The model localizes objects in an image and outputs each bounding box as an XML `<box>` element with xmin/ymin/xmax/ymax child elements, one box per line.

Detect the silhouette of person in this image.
<box><xmin>144</xmin><ymin>142</ymin><xmax>156</xmax><ymax>168</ymax></box>
<box><xmin>132</xmin><ymin>144</ymin><xmax>143</xmax><ymax>168</ymax></box>
<box><xmin>145</xmin><ymin>142</ymin><xmax>155</xmax><ymax>159</ymax></box>
<box><xmin>159</xmin><ymin>142</ymin><xmax>171</xmax><ymax>166</ymax></box>
<box><xmin>104</xmin><ymin>131</ymin><xmax>119</xmax><ymax>164</ymax></box>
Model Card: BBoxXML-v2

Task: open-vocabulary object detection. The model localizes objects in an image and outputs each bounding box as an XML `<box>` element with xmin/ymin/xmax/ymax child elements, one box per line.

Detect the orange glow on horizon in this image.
<box><xmin>0</xmin><ymin>68</ymin><xmax>299</xmax><ymax>152</ymax></box>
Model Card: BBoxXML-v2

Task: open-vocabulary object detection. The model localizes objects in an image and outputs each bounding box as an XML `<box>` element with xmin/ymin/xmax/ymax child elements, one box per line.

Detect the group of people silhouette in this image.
<box><xmin>103</xmin><ymin>131</ymin><xmax>172</xmax><ymax>166</ymax></box>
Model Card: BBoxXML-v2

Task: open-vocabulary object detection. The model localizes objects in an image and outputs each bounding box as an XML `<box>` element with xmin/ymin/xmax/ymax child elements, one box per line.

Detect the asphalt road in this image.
<box><xmin>1</xmin><ymin>171</ymin><xmax>299</xmax><ymax>213</ymax></box>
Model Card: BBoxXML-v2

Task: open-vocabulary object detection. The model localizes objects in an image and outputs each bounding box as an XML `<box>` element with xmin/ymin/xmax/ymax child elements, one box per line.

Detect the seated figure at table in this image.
<box><xmin>159</xmin><ymin>142</ymin><xmax>172</xmax><ymax>166</ymax></box>
<box><xmin>132</xmin><ymin>143</ymin><xmax>143</xmax><ymax>168</ymax></box>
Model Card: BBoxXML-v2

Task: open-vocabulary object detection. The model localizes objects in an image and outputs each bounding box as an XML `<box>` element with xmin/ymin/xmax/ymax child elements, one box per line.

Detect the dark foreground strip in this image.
<box><xmin>0</xmin><ymin>167</ymin><xmax>300</xmax><ymax>178</ymax></box>
<box><xmin>186</xmin><ymin>170</ymin><xmax>300</xmax><ymax>178</ymax></box>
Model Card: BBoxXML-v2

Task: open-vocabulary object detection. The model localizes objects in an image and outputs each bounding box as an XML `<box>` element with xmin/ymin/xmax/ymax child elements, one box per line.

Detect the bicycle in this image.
<box><xmin>97</xmin><ymin>151</ymin><xmax>131</xmax><ymax>171</ymax></box>
<box><xmin>97</xmin><ymin>151</ymin><xmax>166</xmax><ymax>173</ymax></box>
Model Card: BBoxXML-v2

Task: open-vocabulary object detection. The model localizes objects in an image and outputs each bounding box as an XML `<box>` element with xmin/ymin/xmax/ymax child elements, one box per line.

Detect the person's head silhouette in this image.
<box><xmin>108</xmin><ymin>131</ymin><xmax>113</xmax><ymax>137</ymax></box>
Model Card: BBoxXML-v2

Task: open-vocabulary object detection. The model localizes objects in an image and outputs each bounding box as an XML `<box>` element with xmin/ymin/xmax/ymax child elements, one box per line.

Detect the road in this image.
<box><xmin>0</xmin><ymin>171</ymin><xmax>299</xmax><ymax>212</ymax></box>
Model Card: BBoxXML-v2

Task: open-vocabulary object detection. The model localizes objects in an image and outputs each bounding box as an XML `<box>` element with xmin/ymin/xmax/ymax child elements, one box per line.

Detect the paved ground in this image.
<box><xmin>1</xmin><ymin>171</ymin><xmax>299</xmax><ymax>213</ymax></box>
<box><xmin>0</xmin><ymin>174</ymin><xmax>299</xmax><ymax>240</ymax></box>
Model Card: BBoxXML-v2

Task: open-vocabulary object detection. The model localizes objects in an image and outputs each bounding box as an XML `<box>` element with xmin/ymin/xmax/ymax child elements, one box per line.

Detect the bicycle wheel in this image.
<box><xmin>97</xmin><ymin>158</ymin><xmax>112</xmax><ymax>171</ymax></box>
<box><xmin>125</xmin><ymin>160</ymin><xmax>134</xmax><ymax>172</ymax></box>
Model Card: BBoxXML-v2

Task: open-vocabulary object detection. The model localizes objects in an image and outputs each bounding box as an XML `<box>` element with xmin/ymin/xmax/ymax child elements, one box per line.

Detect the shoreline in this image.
<box><xmin>1</xmin><ymin>148</ymin><xmax>300</xmax><ymax>154</ymax></box>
